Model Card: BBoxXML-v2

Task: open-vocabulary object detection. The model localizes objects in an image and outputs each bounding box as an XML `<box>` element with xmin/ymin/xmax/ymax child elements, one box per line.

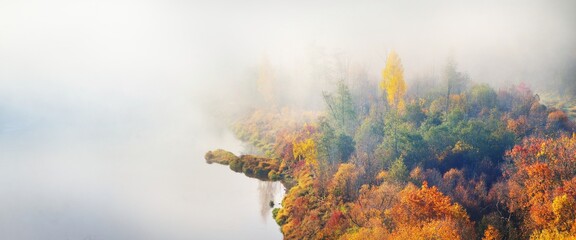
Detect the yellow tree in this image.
<box><xmin>380</xmin><ymin>51</ymin><xmax>407</xmax><ymax>157</ymax></box>
<box><xmin>293</xmin><ymin>138</ymin><xmax>318</xmax><ymax>173</ymax></box>
<box><xmin>380</xmin><ymin>51</ymin><xmax>407</xmax><ymax>111</ymax></box>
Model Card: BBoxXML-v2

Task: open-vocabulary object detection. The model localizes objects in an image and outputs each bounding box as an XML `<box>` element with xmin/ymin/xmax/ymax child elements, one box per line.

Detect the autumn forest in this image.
<box><xmin>206</xmin><ymin>51</ymin><xmax>576</xmax><ymax>240</ymax></box>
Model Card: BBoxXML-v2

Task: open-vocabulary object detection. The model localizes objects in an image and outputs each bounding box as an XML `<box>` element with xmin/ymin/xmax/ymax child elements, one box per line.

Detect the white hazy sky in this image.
<box><xmin>1</xmin><ymin>0</ymin><xmax>575</xmax><ymax>114</ymax></box>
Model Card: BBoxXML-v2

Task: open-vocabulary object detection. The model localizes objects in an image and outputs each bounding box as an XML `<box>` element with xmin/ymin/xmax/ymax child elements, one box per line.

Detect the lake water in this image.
<box><xmin>0</xmin><ymin>1</ymin><xmax>291</xmax><ymax>238</ymax></box>
<box><xmin>0</xmin><ymin>103</ymin><xmax>284</xmax><ymax>240</ymax></box>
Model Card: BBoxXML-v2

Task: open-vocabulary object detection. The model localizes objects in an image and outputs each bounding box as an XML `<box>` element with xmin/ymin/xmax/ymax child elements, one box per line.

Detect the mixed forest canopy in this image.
<box><xmin>208</xmin><ymin>51</ymin><xmax>576</xmax><ymax>240</ymax></box>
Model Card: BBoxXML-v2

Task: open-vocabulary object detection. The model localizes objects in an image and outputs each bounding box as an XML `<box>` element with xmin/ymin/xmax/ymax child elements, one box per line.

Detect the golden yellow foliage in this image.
<box><xmin>329</xmin><ymin>163</ymin><xmax>360</xmax><ymax>201</ymax></box>
<box><xmin>530</xmin><ymin>228</ymin><xmax>576</xmax><ymax>240</ymax></box>
<box><xmin>483</xmin><ymin>225</ymin><xmax>502</xmax><ymax>240</ymax></box>
<box><xmin>390</xmin><ymin>220</ymin><xmax>464</xmax><ymax>240</ymax></box>
<box><xmin>293</xmin><ymin>138</ymin><xmax>318</xmax><ymax>170</ymax></box>
<box><xmin>380</xmin><ymin>51</ymin><xmax>406</xmax><ymax>111</ymax></box>
<box><xmin>376</xmin><ymin>170</ymin><xmax>387</xmax><ymax>181</ymax></box>
<box><xmin>339</xmin><ymin>226</ymin><xmax>389</xmax><ymax>240</ymax></box>
<box><xmin>552</xmin><ymin>194</ymin><xmax>576</xmax><ymax>232</ymax></box>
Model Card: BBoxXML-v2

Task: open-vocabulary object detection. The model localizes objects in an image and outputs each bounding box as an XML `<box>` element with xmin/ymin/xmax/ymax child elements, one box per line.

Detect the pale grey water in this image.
<box><xmin>0</xmin><ymin>102</ymin><xmax>284</xmax><ymax>240</ymax></box>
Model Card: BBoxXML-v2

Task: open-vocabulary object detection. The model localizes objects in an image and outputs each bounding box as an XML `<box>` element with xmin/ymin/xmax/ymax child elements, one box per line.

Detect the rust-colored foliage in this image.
<box><xmin>219</xmin><ymin>69</ymin><xmax>576</xmax><ymax>240</ymax></box>
<box><xmin>547</xmin><ymin>110</ymin><xmax>575</xmax><ymax>132</ymax></box>
<box><xmin>503</xmin><ymin>134</ymin><xmax>576</xmax><ymax>237</ymax></box>
<box><xmin>389</xmin><ymin>182</ymin><xmax>475</xmax><ymax>239</ymax></box>
<box><xmin>482</xmin><ymin>225</ymin><xmax>502</xmax><ymax>240</ymax></box>
<box><xmin>328</xmin><ymin>163</ymin><xmax>361</xmax><ymax>202</ymax></box>
<box><xmin>507</xmin><ymin>115</ymin><xmax>530</xmax><ymax>137</ymax></box>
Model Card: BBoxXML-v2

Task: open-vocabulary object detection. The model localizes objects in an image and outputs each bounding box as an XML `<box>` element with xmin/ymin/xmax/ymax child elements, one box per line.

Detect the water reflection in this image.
<box><xmin>258</xmin><ymin>181</ymin><xmax>284</xmax><ymax>221</ymax></box>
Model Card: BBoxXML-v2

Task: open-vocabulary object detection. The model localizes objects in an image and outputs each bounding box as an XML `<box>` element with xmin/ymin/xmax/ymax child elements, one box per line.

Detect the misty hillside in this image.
<box><xmin>208</xmin><ymin>50</ymin><xmax>576</xmax><ymax>239</ymax></box>
<box><xmin>1</xmin><ymin>0</ymin><xmax>575</xmax><ymax>239</ymax></box>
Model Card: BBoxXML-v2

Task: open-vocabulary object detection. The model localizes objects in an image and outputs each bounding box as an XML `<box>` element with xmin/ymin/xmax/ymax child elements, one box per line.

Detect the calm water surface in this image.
<box><xmin>0</xmin><ymin>103</ymin><xmax>284</xmax><ymax>240</ymax></box>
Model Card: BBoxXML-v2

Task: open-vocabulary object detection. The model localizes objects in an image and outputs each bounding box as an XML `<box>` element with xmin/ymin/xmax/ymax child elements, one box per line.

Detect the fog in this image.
<box><xmin>0</xmin><ymin>0</ymin><xmax>575</xmax><ymax>239</ymax></box>
<box><xmin>2</xmin><ymin>0</ymin><xmax>575</xmax><ymax>114</ymax></box>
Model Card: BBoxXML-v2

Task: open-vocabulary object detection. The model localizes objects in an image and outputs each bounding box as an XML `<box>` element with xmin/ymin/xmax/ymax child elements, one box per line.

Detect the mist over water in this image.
<box><xmin>0</xmin><ymin>0</ymin><xmax>575</xmax><ymax>239</ymax></box>
<box><xmin>0</xmin><ymin>96</ymin><xmax>284</xmax><ymax>239</ymax></box>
